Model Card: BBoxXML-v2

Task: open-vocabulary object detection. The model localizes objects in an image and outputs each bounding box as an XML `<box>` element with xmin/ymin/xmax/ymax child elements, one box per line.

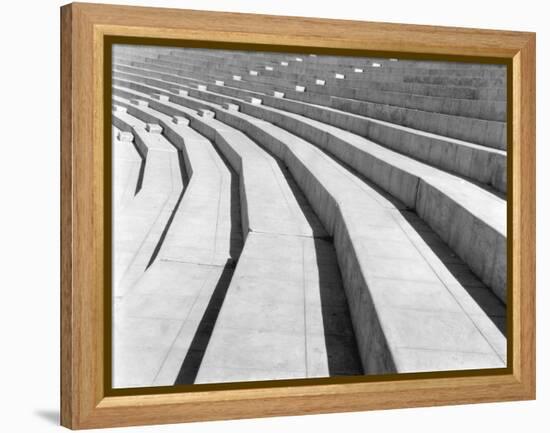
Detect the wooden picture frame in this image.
<box><xmin>60</xmin><ymin>2</ymin><xmax>536</xmax><ymax>429</ymax></box>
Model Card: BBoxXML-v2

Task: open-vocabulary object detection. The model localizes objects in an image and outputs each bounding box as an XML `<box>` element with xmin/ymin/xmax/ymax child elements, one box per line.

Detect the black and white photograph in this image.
<box><xmin>111</xmin><ymin>44</ymin><xmax>507</xmax><ymax>389</ymax></box>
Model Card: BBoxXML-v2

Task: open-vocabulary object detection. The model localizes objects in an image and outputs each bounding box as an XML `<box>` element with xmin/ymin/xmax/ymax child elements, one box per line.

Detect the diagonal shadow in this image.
<box><xmin>398</xmin><ymin>209</ymin><xmax>506</xmax><ymax>335</ymax></box>
<box><xmin>146</xmin><ymin>150</ymin><xmax>190</xmax><ymax>269</ymax></box>
<box><xmin>313</xmin><ymin>237</ymin><xmax>365</xmax><ymax>376</ymax></box>
<box><xmin>174</xmin><ymin>260</ymin><xmax>235</xmax><ymax>384</ymax></box>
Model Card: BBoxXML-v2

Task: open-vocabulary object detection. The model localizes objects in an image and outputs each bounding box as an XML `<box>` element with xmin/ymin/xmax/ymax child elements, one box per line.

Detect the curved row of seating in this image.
<box><xmin>112</xmin><ymin>81</ymin><xmax>361</xmax><ymax>386</ymax></box>
<box><xmin>116</xmin><ymin>55</ymin><xmax>506</xmax><ymax>149</ymax></box>
<box><xmin>112</xmin><ymin>45</ymin><xmax>507</xmax><ymax>385</ymax></box>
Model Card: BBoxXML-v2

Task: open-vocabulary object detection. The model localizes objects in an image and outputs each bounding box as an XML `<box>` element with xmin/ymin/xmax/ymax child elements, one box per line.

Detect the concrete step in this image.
<box><xmin>112</xmin><ymin>81</ymin><xmax>506</xmax><ymax>375</ymax></box>
<box><xmin>112</xmin><ymin>85</ymin><xmax>367</xmax><ymax>381</ymax></box>
<box><xmin>111</xmin><ymin>125</ymin><xmax>143</xmax><ymax>212</ymax></box>
<box><xmin>159</xmin><ymin>52</ymin><xmax>506</xmax><ymax>97</ymax></box>
<box><xmin>113</xmin><ymin>95</ymin><xmax>241</xmax><ymax>267</ymax></box>
<box><xmin>166</xmin><ymin>50</ymin><xmax>506</xmax><ymax>79</ymax></box>
<box><xmin>195</xmin><ymin>233</ymin><xmax>363</xmax><ymax>383</ymax></box>
<box><xmin>186</xmin><ymin>93</ymin><xmax>506</xmax><ymax>374</ymax></box>
<box><xmin>112</xmin><ymin>98</ymin><xmax>245</xmax><ymax>387</ymax></box>
<box><xmin>186</xmin><ymin>85</ymin><xmax>507</xmax><ymax>304</ymax></box>
<box><xmin>112</xmin><ymin>76</ymin><xmax>507</xmax><ymax>305</ymax></box>
<box><xmin>118</xmin><ymin>55</ymin><xmax>501</xmax><ymax>101</ymax></box>
<box><xmin>117</xmin><ymin>58</ymin><xmax>507</xmax><ymax>149</ymax></box>
<box><xmin>151</xmin><ymin>55</ymin><xmax>506</xmax><ymax>121</ymax></box>
<box><xmin>110</xmin><ymin>110</ymin><xmax>184</xmax><ymax>298</ymax></box>
<box><xmin>113</xmin><ymin>67</ymin><xmax>507</xmax><ymax>194</ymax></box>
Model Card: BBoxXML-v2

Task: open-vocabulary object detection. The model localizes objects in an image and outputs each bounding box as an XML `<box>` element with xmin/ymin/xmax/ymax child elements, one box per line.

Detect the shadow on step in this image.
<box><xmin>314</xmin><ymin>237</ymin><xmax>365</xmax><ymax>376</ymax></box>
<box><xmin>145</xmin><ymin>150</ymin><xmax>189</xmax><ymax>269</ymax></box>
<box><xmin>174</xmin><ymin>259</ymin><xmax>235</xmax><ymax>385</ymax></box>
<box><xmin>399</xmin><ymin>209</ymin><xmax>506</xmax><ymax>335</ymax></box>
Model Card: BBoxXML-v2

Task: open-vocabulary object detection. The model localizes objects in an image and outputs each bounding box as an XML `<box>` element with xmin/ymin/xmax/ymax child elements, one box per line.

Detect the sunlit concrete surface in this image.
<box><xmin>112</xmin><ymin>45</ymin><xmax>507</xmax><ymax>388</ymax></box>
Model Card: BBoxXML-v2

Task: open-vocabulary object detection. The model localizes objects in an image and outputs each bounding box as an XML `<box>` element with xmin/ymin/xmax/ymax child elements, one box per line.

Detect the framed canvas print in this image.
<box><xmin>60</xmin><ymin>2</ymin><xmax>536</xmax><ymax>429</ymax></box>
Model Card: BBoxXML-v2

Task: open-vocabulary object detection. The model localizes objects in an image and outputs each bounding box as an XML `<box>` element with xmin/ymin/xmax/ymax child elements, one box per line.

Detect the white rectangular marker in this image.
<box><xmin>146</xmin><ymin>124</ymin><xmax>162</xmax><ymax>134</ymax></box>
<box><xmin>172</xmin><ymin>116</ymin><xmax>189</xmax><ymax>125</ymax></box>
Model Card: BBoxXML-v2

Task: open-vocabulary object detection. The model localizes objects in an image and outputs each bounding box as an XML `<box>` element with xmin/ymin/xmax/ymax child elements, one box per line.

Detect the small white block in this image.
<box><xmin>152</xmin><ymin>93</ymin><xmax>169</xmax><ymax>101</ymax></box>
<box><xmin>315</xmin><ymin>79</ymin><xmax>325</xmax><ymax>86</ymax></box>
<box><xmin>265</xmin><ymin>66</ymin><xmax>274</xmax><ymax>71</ymax></box>
<box><xmin>280</xmin><ymin>61</ymin><xmax>288</xmax><ymax>66</ymax></box>
<box><xmin>335</xmin><ymin>73</ymin><xmax>345</xmax><ymax>79</ymax></box>
<box><xmin>354</xmin><ymin>68</ymin><xmax>364</xmax><ymax>73</ymax></box>
<box><xmin>273</xmin><ymin>91</ymin><xmax>285</xmax><ymax>98</ymax></box>
<box><xmin>295</xmin><ymin>85</ymin><xmax>306</xmax><ymax>92</ymax></box>
<box><xmin>223</xmin><ymin>103</ymin><xmax>240</xmax><ymax>111</ymax></box>
<box><xmin>249</xmin><ymin>70</ymin><xmax>258</xmax><ymax>76</ymax></box>
<box><xmin>177</xmin><ymin>90</ymin><xmax>189</xmax><ymax>96</ymax></box>
<box><xmin>389</xmin><ymin>58</ymin><xmax>398</xmax><ymax>62</ymax></box>
<box><xmin>309</xmin><ymin>54</ymin><xmax>317</xmax><ymax>57</ymax></box>
<box><xmin>146</xmin><ymin>123</ymin><xmax>162</xmax><ymax>134</ymax></box>
<box><xmin>131</xmin><ymin>99</ymin><xmax>148</xmax><ymax>107</ymax></box>
<box><xmin>215</xmin><ymin>80</ymin><xmax>225</xmax><ymax>86</ymax></box>
<box><xmin>295</xmin><ymin>57</ymin><xmax>303</xmax><ymax>62</ymax></box>
<box><xmin>198</xmin><ymin>109</ymin><xmax>215</xmax><ymax>119</ymax></box>
<box><xmin>117</xmin><ymin>131</ymin><xmax>133</xmax><ymax>142</ymax></box>
<box><xmin>233</xmin><ymin>75</ymin><xmax>242</xmax><ymax>81</ymax></box>
<box><xmin>172</xmin><ymin>116</ymin><xmax>189</xmax><ymax>125</ymax></box>
<box><xmin>372</xmin><ymin>63</ymin><xmax>381</xmax><ymax>67</ymax></box>
<box><xmin>197</xmin><ymin>84</ymin><xmax>207</xmax><ymax>91</ymax></box>
<box><xmin>248</xmin><ymin>97</ymin><xmax>262</xmax><ymax>105</ymax></box>
<box><xmin>113</xmin><ymin>105</ymin><xmax>127</xmax><ymax>113</ymax></box>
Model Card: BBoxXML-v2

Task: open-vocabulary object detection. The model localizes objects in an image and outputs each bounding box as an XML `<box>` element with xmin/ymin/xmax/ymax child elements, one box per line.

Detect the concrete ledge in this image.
<box><xmin>111</xmin><ymin>71</ymin><xmax>506</xmax><ymax>193</ymax></box>
<box><xmin>234</xmin><ymin>99</ymin><xmax>506</xmax><ymax>302</ymax></box>
<box><xmin>131</xmin><ymin>99</ymin><xmax>148</xmax><ymax>107</ymax></box>
<box><xmin>245</xmin><ymin>97</ymin><xmax>262</xmax><ymax>105</ymax></box>
<box><xmin>117</xmin><ymin>130</ymin><xmax>134</xmax><ymax>142</ymax></box>
<box><xmin>172</xmin><ymin>116</ymin><xmax>189</xmax><ymax>125</ymax></box>
<box><xmin>207</xmin><ymin>105</ymin><xmax>505</xmax><ymax>373</ymax></box>
<box><xmin>145</xmin><ymin>123</ymin><xmax>163</xmax><ymax>133</ymax></box>
<box><xmin>151</xmin><ymin>93</ymin><xmax>169</xmax><ymax>102</ymax></box>
<box><xmin>198</xmin><ymin>109</ymin><xmax>216</xmax><ymax>118</ymax></box>
<box><xmin>223</xmin><ymin>103</ymin><xmax>240</xmax><ymax>111</ymax></box>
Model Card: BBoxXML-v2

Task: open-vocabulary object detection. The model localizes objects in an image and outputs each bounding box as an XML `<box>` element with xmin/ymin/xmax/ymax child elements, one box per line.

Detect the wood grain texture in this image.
<box><xmin>60</xmin><ymin>2</ymin><xmax>536</xmax><ymax>429</ymax></box>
